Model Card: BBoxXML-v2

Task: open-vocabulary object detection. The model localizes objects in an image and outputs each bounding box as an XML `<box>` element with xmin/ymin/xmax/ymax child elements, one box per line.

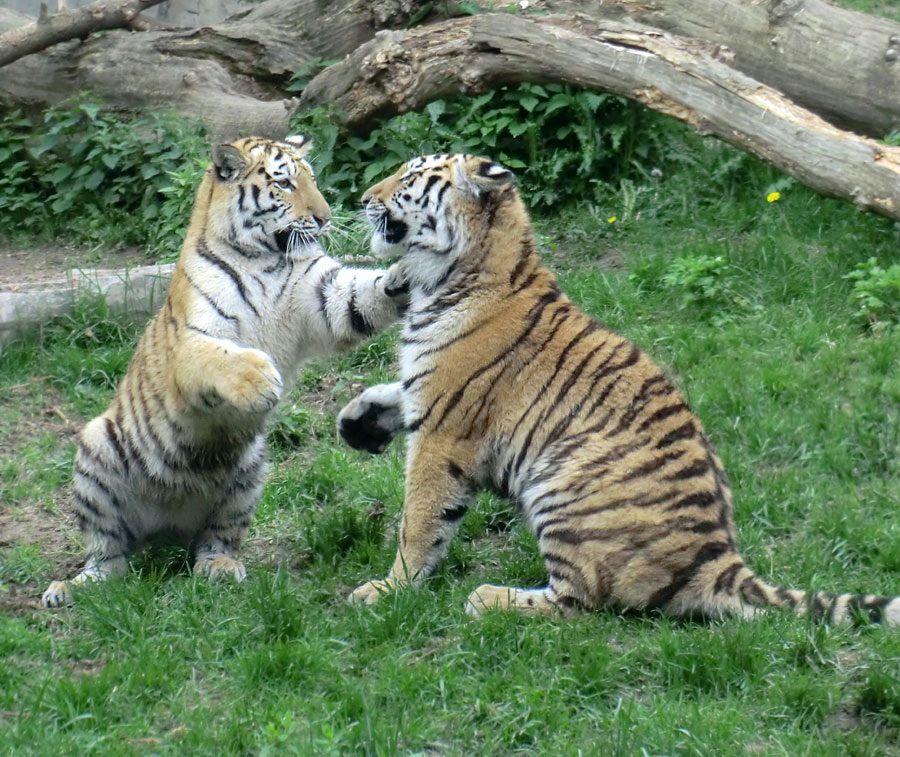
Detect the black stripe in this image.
<box><xmin>664</xmin><ymin>490</ymin><xmax>718</xmax><ymax>512</ymax></box>
<box><xmin>197</xmin><ymin>238</ymin><xmax>259</xmax><ymax>317</ymax></box>
<box><xmin>347</xmin><ymin>285</ymin><xmax>375</xmax><ymax>336</ymax></box>
<box><xmin>273</xmin><ymin>256</ymin><xmax>294</xmax><ymax>302</ymax></box>
<box><xmin>440</xmin><ymin>503</ymin><xmax>469</xmax><ymax>521</ymax></box>
<box><xmin>739</xmin><ymin>576</ymin><xmax>770</xmax><ymax>607</ymax></box>
<box><xmin>72</xmin><ymin>490</ymin><xmax>104</xmax><ymax>519</ymax></box>
<box><xmin>775</xmin><ymin>586</ymin><xmax>800</xmax><ymax>609</ymax></box>
<box><xmin>316</xmin><ymin>266</ymin><xmax>340</xmax><ymax>330</ymax></box>
<box><xmin>265</xmin><ymin>253</ymin><xmax>288</xmax><ymax>276</ymax></box>
<box><xmin>403</xmin><ymin>369</ymin><xmax>435</xmax><ymax>389</ymax></box>
<box><xmin>617</xmin><ymin>450</ymin><xmax>686</xmax><ymax>483</ymax></box>
<box><xmin>844</xmin><ymin>594</ymin><xmax>892</xmax><ymax>623</ymax></box>
<box><xmin>645</xmin><ymin>541</ymin><xmax>731</xmax><ymax>610</ymax></box>
<box><xmin>656</xmin><ymin>421</ymin><xmax>697</xmax><ymax>449</ymax></box>
<box><xmin>422</xmin><ymin>174</ymin><xmax>441</xmax><ymax>196</ymax></box>
<box><xmin>448</xmin><ymin>461</ymin><xmax>465</xmax><ymax>479</ymax></box>
<box><xmin>664</xmin><ymin>457</ymin><xmax>711</xmax><ymax>481</ymax></box>
<box><xmin>186</xmin><ymin>323</ymin><xmax>213</xmax><ymax>336</ymax></box>
<box><xmin>713</xmin><ymin>562</ymin><xmax>743</xmax><ymax>595</ymax></box>
<box><xmin>607</xmin><ymin>375</ymin><xmax>672</xmax><ymax>438</ymax></box>
<box><xmin>184</xmin><ymin>270</ymin><xmax>239</xmax><ymax>324</ymax></box>
<box><xmin>104</xmin><ymin>418</ymin><xmax>129</xmax><ymax>472</ymax></box>
<box><xmin>808</xmin><ymin>592</ymin><xmax>837</xmax><ymax>621</ymax></box>
<box><xmin>433</xmin><ymin>287</ymin><xmax>562</xmax><ymax>430</ymax></box>
<box><xmin>637</xmin><ymin>402</ymin><xmax>689</xmax><ymax>432</ymax></box>
<box><xmin>74</xmin><ymin>462</ymin><xmax>114</xmax><ymax>498</ymax></box>
<box><xmin>509</xmin><ymin>233</ymin><xmax>537</xmax><ymax>287</ymax></box>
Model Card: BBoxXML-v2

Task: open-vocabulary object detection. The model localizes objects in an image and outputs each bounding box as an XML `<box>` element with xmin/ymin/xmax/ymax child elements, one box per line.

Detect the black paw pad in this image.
<box><xmin>339</xmin><ymin>406</ymin><xmax>396</xmax><ymax>454</ymax></box>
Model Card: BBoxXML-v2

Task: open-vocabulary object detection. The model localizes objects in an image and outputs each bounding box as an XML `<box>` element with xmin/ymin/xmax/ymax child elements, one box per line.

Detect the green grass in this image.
<box><xmin>4</xmin><ymin>147</ymin><xmax>900</xmax><ymax>754</ymax></box>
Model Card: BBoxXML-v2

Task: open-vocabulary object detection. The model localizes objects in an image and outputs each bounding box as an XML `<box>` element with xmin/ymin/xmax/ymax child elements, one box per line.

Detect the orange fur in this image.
<box><xmin>42</xmin><ymin>136</ymin><xmax>406</xmax><ymax>607</ymax></box>
<box><xmin>339</xmin><ymin>154</ymin><xmax>900</xmax><ymax>627</ymax></box>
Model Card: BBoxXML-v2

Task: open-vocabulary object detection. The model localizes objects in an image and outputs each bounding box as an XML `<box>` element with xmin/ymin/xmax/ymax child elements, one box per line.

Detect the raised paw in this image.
<box><xmin>193</xmin><ymin>555</ymin><xmax>247</xmax><ymax>582</ymax></box>
<box><xmin>41</xmin><ymin>580</ymin><xmax>72</xmax><ymax>608</ymax></box>
<box><xmin>337</xmin><ymin>383</ymin><xmax>405</xmax><ymax>453</ymax></box>
<box><xmin>382</xmin><ymin>262</ymin><xmax>409</xmax><ymax>300</ymax></box>
<box><xmin>218</xmin><ymin>348</ymin><xmax>283</xmax><ymax>414</ymax></box>
<box><xmin>349</xmin><ymin>578</ymin><xmax>394</xmax><ymax>605</ymax></box>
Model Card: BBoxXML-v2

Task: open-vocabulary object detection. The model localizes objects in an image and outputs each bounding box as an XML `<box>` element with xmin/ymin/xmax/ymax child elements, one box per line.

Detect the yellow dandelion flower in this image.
<box><xmin>607</xmin><ymin>216</ymin><xmax>617</xmax><ymax>223</ymax></box>
<box><xmin>767</xmin><ymin>191</ymin><xmax>781</xmax><ymax>203</ymax></box>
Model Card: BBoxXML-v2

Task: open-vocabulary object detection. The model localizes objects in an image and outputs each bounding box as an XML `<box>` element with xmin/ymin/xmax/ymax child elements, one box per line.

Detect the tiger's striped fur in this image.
<box><xmin>337</xmin><ymin>153</ymin><xmax>900</xmax><ymax>627</ymax></box>
<box><xmin>42</xmin><ymin>136</ymin><xmax>407</xmax><ymax>607</ymax></box>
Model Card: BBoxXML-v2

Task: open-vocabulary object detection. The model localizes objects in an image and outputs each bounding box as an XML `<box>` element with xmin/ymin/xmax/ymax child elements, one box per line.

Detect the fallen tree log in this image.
<box><xmin>300</xmin><ymin>13</ymin><xmax>900</xmax><ymax>222</ymax></box>
<box><xmin>0</xmin><ymin>0</ymin><xmax>422</xmax><ymax>138</ymax></box>
<box><xmin>1</xmin><ymin>0</ymin><xmax>899</xmax><ymax>141</ymax></box>
<box><xmin>0</xmin><ymin>0</ymin><xmax>167</xmax><ymax>68</ymax></box>
<box><xmin>522</xmin><ymin>0</ymin><xmax>900</xmax><ymax>139</ymax></box>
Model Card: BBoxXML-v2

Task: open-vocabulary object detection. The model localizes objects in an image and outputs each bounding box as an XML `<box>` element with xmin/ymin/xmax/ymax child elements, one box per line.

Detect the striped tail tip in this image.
<box><xmin>739</xmin><ymin>574</ymin><xmax>900</xmax><ymax>628</ymax></box>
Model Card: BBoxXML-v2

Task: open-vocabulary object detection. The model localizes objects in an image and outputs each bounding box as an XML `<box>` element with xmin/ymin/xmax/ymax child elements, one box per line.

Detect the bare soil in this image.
<box><xmin>0</xmin><ymin>244</ymin><xmax>153</xmax><ymax>289</ymax></box>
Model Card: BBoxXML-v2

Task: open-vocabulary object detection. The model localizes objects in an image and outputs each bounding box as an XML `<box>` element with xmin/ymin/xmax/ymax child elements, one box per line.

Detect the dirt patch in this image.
<box><xmin>0</xmin><ymin>379</ymin><xmax>82</xmax><ymax>613</ymax></box>
<box><xmin>0</xmin><ymin>244</ymin><xmax>153</xmax><ymax>289</ymax></box>
<box><xmin>0</xmin><ymin>503</ymin><xmax>79</xmax><ymax>614</ymax></box>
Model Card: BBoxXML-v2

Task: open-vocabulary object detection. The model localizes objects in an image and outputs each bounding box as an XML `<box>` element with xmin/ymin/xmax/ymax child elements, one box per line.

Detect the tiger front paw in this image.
<box><xmin>193</xmin><ymin>555</ymin><xmax>247</xmax><ymax>582</ymax></box>
<box><xmin>41</xmin><ymin>580</ymin><xmax>73</xmax><ymax>608</ymax></box>
<box><xmin>217</xmin><ymin>348</ymin><xmax>283</xmax><ymax>414</ymax></box>
<box><xmin>349</xmin><ymin>578</ymin><xmax>395</xmax><ymax>605</ymax></box>
<box><xmin>41</xmin><ymin>560</ymin><xmax>125</xmax><ymax>608</ymax></box>
<box><xmin>337</xmin><ymin>383</ymin><xmax>405</xmax><ymax>453</ymax></box>
<box><xmin>382</xmin><ymin>262</ymin><xmax>409</xmax><ymax>300</ymax></box>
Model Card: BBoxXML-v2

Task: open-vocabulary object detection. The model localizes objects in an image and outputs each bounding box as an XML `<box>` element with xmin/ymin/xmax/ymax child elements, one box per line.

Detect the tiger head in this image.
<box><xmin>361</xmin><ymin>154</ymin><xmax>514</xmax><ymax>285</ymax></box>
<box><xmin>203</xmin><ymin>135</ymin><xmax>331</xmax><ymax>256</ymax></box>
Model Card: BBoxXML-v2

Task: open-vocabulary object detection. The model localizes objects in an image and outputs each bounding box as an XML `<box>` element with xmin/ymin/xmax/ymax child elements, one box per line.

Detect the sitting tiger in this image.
<box><xmin>42</xmin><ymin>135</ymin><xmax>407</xmax><ymax>607</ymax></box>
<box><xmin>337</xmin><ymin>153</ymin><xmax>900</xmax><ymax>627</ymax></box>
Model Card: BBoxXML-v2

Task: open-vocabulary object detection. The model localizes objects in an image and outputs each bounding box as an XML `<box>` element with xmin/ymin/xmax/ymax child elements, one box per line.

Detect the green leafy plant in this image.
<box><xmin>844</xmin><ymin>256</ymin><xmax>900</xmax><ymax>331</ymax></box>
<box><xmin>659</xmin><ymin>253</ymin><xmax>730</xmax><ymax>310</ymax></box>
<box><xmin>0</xmin><ymin>97</ymin><xmax>208</xmax><ymax>250</ymax></box>
<box><xmin>292</xmin><ymin>83</ymin><xmax>678</xmax><ymax>212</ymax></box>
<box><xmin>285</xmin><ymin>57</ymin><xmax>341</xmax><ymax>93</ymax></box>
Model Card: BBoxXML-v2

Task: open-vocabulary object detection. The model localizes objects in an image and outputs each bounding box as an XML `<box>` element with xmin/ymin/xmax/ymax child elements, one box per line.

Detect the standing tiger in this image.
<box><xmin>41</xmin><ymin>135</ymin><xmax>407</xmax><ymax>607</ymax></box>
<box><xmin>337</xmin><ymin>153</ymin><xmax>900</xmax><ymax>627</ymax></box>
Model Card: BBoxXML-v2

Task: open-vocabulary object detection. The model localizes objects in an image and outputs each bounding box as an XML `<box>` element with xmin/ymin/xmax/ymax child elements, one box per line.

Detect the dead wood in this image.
<box><xmin>519</xmin><ymin>0</ymin><xmax>900</xmax><ymax>139</ymax></box>
<box><xmin>301</xmin><ymin>13</ymin><xmax>900</xmax><ymax>222</ymax></box>
<box><xmin>0</xmin><ymin>0</ymin><xmax>167</xmax><ymax>68</ymax></box>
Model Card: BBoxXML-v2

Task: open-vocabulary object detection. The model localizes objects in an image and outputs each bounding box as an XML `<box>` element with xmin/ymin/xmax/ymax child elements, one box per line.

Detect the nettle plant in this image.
<box><xmin>0</xmin><ymin>97</ymin><xmax>207</xmax><ymax>249</ymax></box>
<box><xmin>845</xmin><ymin>256</ymin><xmax>900</xmax><ymax>332</ymax></box>
<box><xmin>292</xmin><ymin>83</ymin><xmax>678</xmax><ymax>212</ymax></box>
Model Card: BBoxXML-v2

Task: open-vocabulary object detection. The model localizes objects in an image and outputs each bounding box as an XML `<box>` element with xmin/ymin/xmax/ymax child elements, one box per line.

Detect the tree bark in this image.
<box><xmin>0</xmin><ymin>0</ymin><xmax>167</xmax><ymax>68</ymax></box>
<box><xmin>1</xmin><ymin>1</ymin><xmax>898</xmax><ymax>222</ymax></box>
<box><xmin>301</xmin><ymin>13</ymin><xmax>900</xmax><ymax>222</ymax></box>
<box><xmin>2</xmin><ymin>0</ymin><xmax>899</xmax><ymax>140</ymax></box>
<box><xmin>0</xmin><ymin>0</ymin><xmax>422</xmax><ymax>138</ymax></box>
<box><xmin>523</xmin><ymin>0</ymin><xmax>900</xmax><ymax>139</ymax></box>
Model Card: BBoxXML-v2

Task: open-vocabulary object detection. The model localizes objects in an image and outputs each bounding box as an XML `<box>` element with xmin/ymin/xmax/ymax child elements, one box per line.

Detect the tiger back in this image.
<box><xmin>42</xmin><ymin>136</ymin><xmax>407</xmax><ymax>607</ymax></box>
<box><xmin>337</xmin><ymin>153</ymin><xmax>900</xmax><ymax>628</ymax></box>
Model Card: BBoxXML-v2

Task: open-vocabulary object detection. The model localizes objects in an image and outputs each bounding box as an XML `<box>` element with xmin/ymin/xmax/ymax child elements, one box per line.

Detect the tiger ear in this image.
<box><xmin>211</xmin><ymin>143</ymin><xmax>247</xmax><ymax>183</ymax></box>
<box><xmin>284</xmin><ymin>134</ymin><xmax>314</xmax><ymax>158</ymax></box>
<box><xmin>456</xmin><ymin>156</ymin><xmax>514</xmax><ymax>198</ymax></box>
